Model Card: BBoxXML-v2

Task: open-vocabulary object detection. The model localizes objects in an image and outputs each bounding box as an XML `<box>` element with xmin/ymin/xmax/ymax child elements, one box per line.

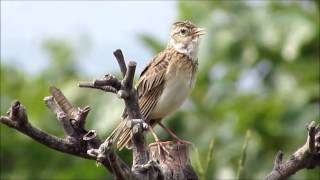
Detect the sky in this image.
<box><xmin>1</xmin><ymin>1</ymin><xmax>177</xmax><ymax>76</ymax></box>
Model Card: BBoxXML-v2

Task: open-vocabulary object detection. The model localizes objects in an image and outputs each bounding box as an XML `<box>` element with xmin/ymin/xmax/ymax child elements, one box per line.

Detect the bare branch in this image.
<box><xmin>50</xmin><ymin>86</ymin><xmax>78</xmax><ymax>119</ymax></box>
<box><xmin>75</xmin><ymin>106</ymin><xmax>91</xmax><ymax>129</ymax></box>
<box><xmin>0</xmin><ymin>97</ymin><xmax>130</xmax><ymax>178</ymax></box>
<box><xmin>95</xmin><ymin>75</ymin><xmax>121</xmax><ymax>88</ymax></box>
<box><xmin>7</xmin><ymin>100</ymin><xmax>28</xmax><ymax>125</ymax></box>
<box><xmin>122</xmin><ymin>61</ymin><xmax>136</xmax><ymax>90</ymax></box>
<box><xmin>117</xmin><ymin>90</ymin><xmax>129</xmax><ymax>99</ymax></box>
<box><xmin>78</xmin><ymin>82</ymin><xmax>118</xmax><ymax>94</ymax></box>
<box><xmin>78</xmin><ymin>50</ymin><xmax>152</xmax><ymax>176</ymax></box>
<box><xmin>0</xmin><ymin>114</ymin><xmax>89</xmax><ymax>159</ymax></box>
<box><xmin>78</xmin><ymin>74</ymin><xmax>122</xmax><ymax>95</ymax></box>
<box><xmin>88</xmin><ymin>139</ymin><xmax>131</xmax><ymax>180</ymax></box>
<box><xmin>265</xmin><ymin>121</ymin><xmax>320</xmax><ymax>180</ymax></box>
<box><xmin>130</xmin><ymin>119</ymin><xmax>149</xmax><ymax>166</ymax></box>
<box><xmin>273</xmin><ymin>150</ymin><xmax>283</xmax><ymax>171</ymax></box>
<box><xmin>44</xmin><ymin>96</ymin><xmax>62</xmax><ymax>114</ymax></box>
<box><xmin>1</xmin><ymin>49</ymin><xmax>200</xmax><ymax>180</ymax></box>
<box><xmin>307</xmin><ymin>121</ymin><xmax>316</xmax><ymax>154</ymax></box>
<box><xmin>44</xmin><ymin>96</ymin><xmax>75</xmax><ymax>136</ymax></box>
<box><xmin>113</xmin><ymin>49</ymin><xmax>127</xmax><ymax>77</ymax></box>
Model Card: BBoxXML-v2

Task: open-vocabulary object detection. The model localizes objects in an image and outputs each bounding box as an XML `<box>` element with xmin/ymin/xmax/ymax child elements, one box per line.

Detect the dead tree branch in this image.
<box><xmin>78</xmin><ymin>49</ymin><xmax>164</xmax><ymax>179</ymax></box>
<box><xmin>0</xmin><ymin>96</ymin><xmax>135</xmax><ymax>179</ymax></box>
<box><xmin>0</xmin><ymin>99</ymin><xmax>131</xmax><ymax>178</ymax></box>
<box><xmin>2</xmin><ymin>49</ymin><xmax>317</xmax><ymax>180</ymax></box>
<box><xmin>1</xmin><ymin>49</ymin><xmax>197</xmax><ymax>180</ymax></box>
<box><xmin>265</xmin><ymin>121</ymin><xmax>320</xmax><ymax>180</ymax></box>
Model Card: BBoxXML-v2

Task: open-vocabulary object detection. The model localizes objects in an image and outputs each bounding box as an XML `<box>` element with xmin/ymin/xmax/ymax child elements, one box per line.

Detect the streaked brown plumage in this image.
<box><xmin>108</xmin><ymin>21</ymin><xmax>205</xmax><ymax>150</ymax></box>
<box><xmin>138</xmin><ymin>48</ymin><xmax>198</xmax><ymax>120</ymax></box>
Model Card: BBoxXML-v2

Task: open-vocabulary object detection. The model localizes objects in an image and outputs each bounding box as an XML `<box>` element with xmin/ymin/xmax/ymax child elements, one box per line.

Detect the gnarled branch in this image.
<box><xmin>265</xmin><ymin>121</ymin><xmax>320</xmax><ymax>180</ymax></box>
<box><xmin>79</xmin><ymin>49</ymin><xmax>161</xmax><ymax>179</ymax></box>
<box><xmin>3</xmin><ymin>49</ymin><xmax>317</xmax><ymax>180</ymax></box>
<box><xmin>0</xmin><ymin>97</ymin><xmax>130</xmax><ymax>178</ymax></box>
<box><xmin>1</xmin><ymin>49</ymin><xmax>198</xmax><ymax>180</ymax></box>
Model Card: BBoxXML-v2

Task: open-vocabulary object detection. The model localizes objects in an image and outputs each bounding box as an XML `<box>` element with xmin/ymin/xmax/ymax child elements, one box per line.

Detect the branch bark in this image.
<box><xmin>1</xmin><ymin>49</ymin><xmax>197</xmax><ymax>180</ymax></box>
<box><xmin>265</xmin><ymin>121</ymin><xmax>320</xmax><ymax>180</ymax></box>
<box><xmin>1</xmin><ymin>97</ymin><xmax>131</xmax><ymax>176</ymax></box>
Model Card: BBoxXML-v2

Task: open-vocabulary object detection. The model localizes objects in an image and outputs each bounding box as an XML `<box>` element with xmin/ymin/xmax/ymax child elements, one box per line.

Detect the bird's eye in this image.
<box><xmin>180</xmin><ymin>29</ymin><xmax>187</xmax><ymax>35</ymax></box>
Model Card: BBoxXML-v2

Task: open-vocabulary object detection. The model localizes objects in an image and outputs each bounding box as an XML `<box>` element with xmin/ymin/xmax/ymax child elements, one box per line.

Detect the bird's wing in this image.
<box><xmin>136</xmin><ymin>50</ymin><xmax>171</xmax><ymax>119</ymax></box>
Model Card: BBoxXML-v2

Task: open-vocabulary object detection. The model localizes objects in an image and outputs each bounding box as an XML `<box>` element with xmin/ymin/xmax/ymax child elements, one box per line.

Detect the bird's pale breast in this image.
<box><xmin>149</xmin><ymin>56</ymin><xmax>197</xmax><ymax>119</ymax></box>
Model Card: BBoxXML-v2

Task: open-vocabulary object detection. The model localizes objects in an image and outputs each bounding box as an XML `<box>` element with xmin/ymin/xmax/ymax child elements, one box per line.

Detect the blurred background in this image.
<box><xmin>1</xmin><ymin>0</ymin><xmax>319</xmax><ymax>179</ymax></box>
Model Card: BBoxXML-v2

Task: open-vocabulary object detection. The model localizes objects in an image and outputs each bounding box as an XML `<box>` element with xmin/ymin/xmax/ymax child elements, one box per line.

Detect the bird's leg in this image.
<box><xmin>148</xmin><ymin>126</ymin><xmax>171</xmax><ymax>158</ymax></box>
<box><xmin>158</xmin><ymin>122</ymin><xmax>193</xmax><ymax>145</ymax></box>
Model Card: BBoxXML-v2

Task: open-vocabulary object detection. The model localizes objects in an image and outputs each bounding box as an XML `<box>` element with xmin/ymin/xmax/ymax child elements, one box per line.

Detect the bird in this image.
<box><xmin>108</xmin><ymin>20</ymin><xmax>205</xmax><ymax>151</ymax></box>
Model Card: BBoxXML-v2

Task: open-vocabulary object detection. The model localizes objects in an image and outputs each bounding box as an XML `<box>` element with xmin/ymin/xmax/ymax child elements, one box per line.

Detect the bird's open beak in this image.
<box><xmin>193</xmin><ymin>27</ymin><xmax>206</xmax><ymax>36</ymax></box>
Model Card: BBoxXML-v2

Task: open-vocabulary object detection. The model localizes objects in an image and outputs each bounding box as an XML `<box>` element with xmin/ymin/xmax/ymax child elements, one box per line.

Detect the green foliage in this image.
<box><xmin>236</xmin><ymin>130</ymin><xmax>251</xmax><ymax>180</ymax></box>
<box><xmin>195</xmin><ymin>139</ymin><xmax>214</xmax><ymax>180</ymax></box>
<box><xmin>1</xmin><ymin>1</ymin><xmax>319</xmax><ymax>179</ymax></box>
<box><xmin>41</xmin><ymin>39</ymin><xmax>79</xmax><ymax>84</ymax></box>
<box><xmin>138</xmin><ymin>34</ymin><xmax>165</xmax><ymax>54</ymax></box>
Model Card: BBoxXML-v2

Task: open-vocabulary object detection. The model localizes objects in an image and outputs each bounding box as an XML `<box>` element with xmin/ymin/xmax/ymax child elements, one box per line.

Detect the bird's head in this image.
<box><xmin>168</xmin><ymin>20</ymin><xmax>205</xmax><ymax>59</ymax></box>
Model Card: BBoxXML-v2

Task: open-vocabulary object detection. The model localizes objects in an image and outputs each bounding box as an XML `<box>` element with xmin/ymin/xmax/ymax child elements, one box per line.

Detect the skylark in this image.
<box><xmin>109</xmin><ymin>20</ymin><xmax>205</xmax><ymax>150</ymax></box>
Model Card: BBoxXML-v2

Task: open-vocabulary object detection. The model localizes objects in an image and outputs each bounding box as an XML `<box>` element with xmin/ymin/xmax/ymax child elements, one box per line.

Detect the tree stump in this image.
<box><xmin>149</xmin><ymin>141</ymin><xmax>198</xmax><ymax>180</ymax></box>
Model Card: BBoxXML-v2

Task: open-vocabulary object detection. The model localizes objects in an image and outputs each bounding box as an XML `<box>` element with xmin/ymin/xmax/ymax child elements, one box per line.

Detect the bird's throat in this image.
<box><xmin>168</xmin><ymin>38</ymin><xmax>200</xmax><ymax>62</ymax></box>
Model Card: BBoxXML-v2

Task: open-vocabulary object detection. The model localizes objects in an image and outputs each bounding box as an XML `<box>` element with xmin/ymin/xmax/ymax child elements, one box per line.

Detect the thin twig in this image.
<box><xmin>113</xmin><ymin>49</ymin><xmax>127</xmax><ymax>77</ymax></box>
<box><xmin>78</xmin><ymin>82</ymin><xmax>118</xmax><ymax>94</ymax></box>
<box><xmin>75</xmin><ymin>106</ymin><xmax>91</xmax><ymax>129</ymax></box>
<box><xmin>44</xmin><ymin>96</ymin><xmax>75</xmax><ymax>136</ymax></box>
<box><xmin>122</xmin><ymin>61</ymin><xmax>137</xmax><ymax>90</ymax></box>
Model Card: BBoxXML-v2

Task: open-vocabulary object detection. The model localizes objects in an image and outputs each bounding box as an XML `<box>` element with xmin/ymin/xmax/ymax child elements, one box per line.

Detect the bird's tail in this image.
<box><xmin>107</xmin><ymin>120</ymin><xmax>132</xmax><ymax>150</ymax></box>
